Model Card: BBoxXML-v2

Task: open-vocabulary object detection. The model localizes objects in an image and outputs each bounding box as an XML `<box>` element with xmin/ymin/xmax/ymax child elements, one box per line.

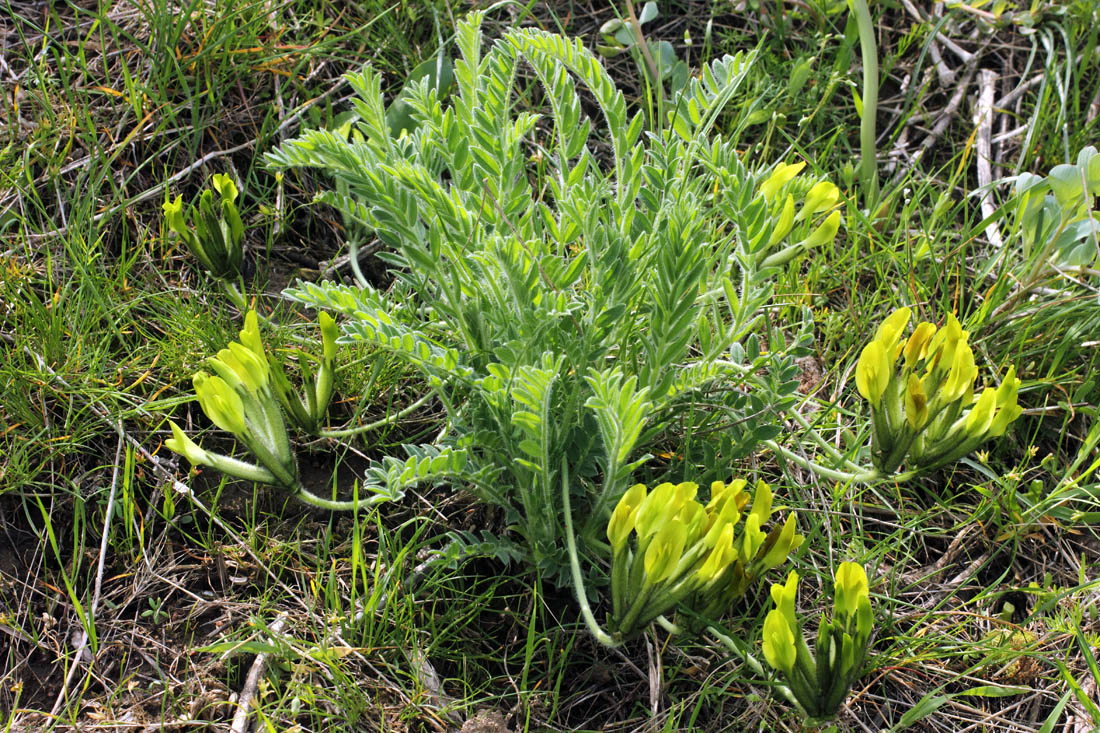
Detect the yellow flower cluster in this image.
<box><xmin>762</xmin><ymin>563</ymin><xmax>873</xmax><ymax>721</ymax></box>
<box><xmin>606</xmin><ymin>479</ymin><xmax>803</xmax><ymax>640</ymax></box>
<box><xmin>165</xmin><ymin>311</ymin><xmax>338</xmax><ymax>490</ymax></box>
<box><xmin>856</xmin><ymin>307</ymin><xmax>1022</xmax><ymax>475</ymax></box>
<box><xmin>753</xmin><ymin>161</ymin><xmax>843</xmax><ymax>270</ymax></box>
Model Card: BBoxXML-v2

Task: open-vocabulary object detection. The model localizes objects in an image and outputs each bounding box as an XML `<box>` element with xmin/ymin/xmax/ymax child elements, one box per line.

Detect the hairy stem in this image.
<box><xmin>849</xmin><ymin>0</ymin><xmax>879</xmax><ymax>209</ymax></box>
<box><xmin>764</xmin><ymin>439</ymin><xmax>880</xmax><ymax>484</ymax></box>
<box><xmin>319</xmin><ymin>391</ymin><xmax>435</xmax><ymax>438</ymax></box>
<box><xmin>562</xmin><ymin>460</ymin><xmax>620</xmax><ymax>647</ymax></box>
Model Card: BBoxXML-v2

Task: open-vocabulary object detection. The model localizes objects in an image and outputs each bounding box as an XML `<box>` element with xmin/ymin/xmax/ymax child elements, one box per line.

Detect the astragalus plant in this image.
<box><xmin>263</xmin><ymin>11</ymin><xmax>841</xmax><ymax>583</ymax></box>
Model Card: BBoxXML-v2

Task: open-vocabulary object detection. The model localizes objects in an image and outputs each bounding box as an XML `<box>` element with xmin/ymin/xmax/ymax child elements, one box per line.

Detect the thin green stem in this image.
<box><xmin>655</xmin><ymin>615</ymin><xmax>681</xmax><ymax>634</ymax></box>
<box><xmin>221</xmin><ymin>280</ymin><xmax>250</xmax><ymax>312</ymax></box>
<box><xmin>764</xmin><ymin>439</ymin><xmax>880</xmax><ymax>484</ymax></box>
<box><xmin>849</xmin><ymin>0</ymin><xmax>879</xmax><ymax>209</ymax></box>
<box><xmin>319</xmin><ymin>391</ymin><xmax>435</xmax><ymax>439</ymax></box>
<box><xmin>293</xmin><ymin>483</ymin><xmax>392</xmax><ymax>512</ymax></box>
<box><xmin>787</xmin><ymin>407</ymin><xmax>865</xmax><ymax>473</ymax></box>
<box><xmin>562</xmin><ymin>460</ymin><xmax>620</xmax><ymax>648</ymax></box>
<box><xmin>708</xmin><ymin>625</ymin><xmax>803</xmax><ymax>711</ymax></box>
<box><xmin>348</xmin><ymin>236</ymin><xmax>370</xmax><ymax>289</ymax></box>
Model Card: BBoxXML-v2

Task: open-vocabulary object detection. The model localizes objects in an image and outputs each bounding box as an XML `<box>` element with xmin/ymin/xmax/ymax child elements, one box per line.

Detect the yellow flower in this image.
<box><xmin>758</xmin><ymin>513</ymin><xmax>803</xmax><ymax>570</ymax></box>
<box><xmin>964</xmin><ymin>387</ymin><xmax>997</xmax><ymax>437</ymax></box>
<box><xmin>705</xmin><ymin>479</ymin><xmax>747</xmax><ymax>514</ymax></box>
<box><xmin>856</xmin><ymin>341</ymin><xmax>891</xmax><ymax>403</ymax></box>
<box><xmin>795</xmin><ymin>181</ymin><xmax>840</xmax><ymax>222</ymax></box>
<box><xmin>635</xmin><ymin>481</ymin><xmax>698</xmax><ymax>541</ymax></box>
<box><xmin>770</xmin><ymin>570</ymin><xmax>800</xmax><ymax>627</ymax></box>
<box><xmin>799</xmin><ymin>210</ymin><xmax>842</xmax><ymax>250</ymax></box>
<box><xmin>643</xmin><ymin>519</ymin><xmax>687</xmax><ymax>585</ymax></box>
<box><xmin>210</xmin><ymin>172</ymin><xmax>239</xmax><ymax>202</ymax></box>
<box><xmin>759</xmin><ymin>161</ymin><xmax>806</xmax><ymax>202</ymax></box>
<box><xmin>767</xmin><ymin>195</ymin><xmax>796</xmax><ymax>246</ymax></box>
<box><xmin>747</xmin><ymin>479</ymin><xmax>773</xmax><ymax>527</ymax></box>
<box><xmin>873</xmin><ymin>307</ymin><xmax>911</xmax><ymax>354</ymax></box>
<box><xmin>903</xmin><ymin>322</ymin><xmax>937</xmax><ymax>368</ymax></box>
<box><xmin>989</xmin><ymin>366</ymin><xmax>1023</xmax><ymax>437</ymax></box>
<box><xmin>696</xmin><ymin>523</ymin><xmax>735</xmax><ymax>583</ymax></box>
<box><xmin>927</xmin><ymin>313</ymin><xmax>967</xmax><ymax>371</ymax></box>
<box><xmin>940</xmin><ymin>342</ymin><xmax>977</xmax><ymax>404</ymax></box>
<box><xmin>740</xmin><ymin>512</ymin><xmax>766</xmax><ymax>563</ymax></box>
<box><xmin>193</xmin><ymin>373</ymin><xmax>247</xmax><ymax>435</ymax></box>
<box><xmin>762</xmin><ymin>608</ymin><xmax>798</xmax><ymax>673</ymax></box>
<box><xmin>607</xmin><ymin>484</ymin><xmax>646</xmax><ymax>553</ymax></box>
<box><xmin>834</xmin><ymin>562</ymin><xmax>869</xmax><ymax>621</ymax></box>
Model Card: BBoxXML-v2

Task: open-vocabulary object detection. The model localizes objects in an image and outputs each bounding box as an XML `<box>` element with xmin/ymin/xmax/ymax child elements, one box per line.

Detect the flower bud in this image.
<box><xmin>763</xmin><ymin>608</ymin><xmax>798</xmax><ymax>673</ymax></box>
<box><xmin>239</xmin><ymin>311</ymin><xmax>269</xmax><ymax>367</ymax></box>
<box><xmin>759</xmin><ymin>161</ymin><xmax>806</xmax><ymax>202</ymax></box>
<box><xmin>210</xmin><ymin>172</ymin><xmax>239</xmax><ymax>202</ymax></box>
<box><xmin>320</xmin><ymin>311</ymin><xmax>339</xmax><ymax>362</ymax></box>
<box><xmin>165</xmin><ymin>421</ymin><xmax>211</xmax><ymax>466</ymax></box>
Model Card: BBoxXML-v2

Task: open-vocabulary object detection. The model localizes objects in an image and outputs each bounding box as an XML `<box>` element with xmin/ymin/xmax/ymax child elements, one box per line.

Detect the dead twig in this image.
<box><xmin>974</xmin><ymin>69</ymin><xmax>1004</xmax><ymax>249</ymax></box>
<box><xmin>230</xmin><ymin>613</ymin><xmax>288</xmax><ymax>733</ymax></box>
<box><xmin>899</xmin><ymin>0</ymin><xmax>974</xmax><ymax>65</ymax></box>
<box><xmin>900</xmin><ymin>524</ymin><xmax>980</xmax><ymax>586</ymax></box>
<box><xmin>891</xmin><ymin>62</ymin><xmax>978</xmax><ymax>187</ymax></box>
